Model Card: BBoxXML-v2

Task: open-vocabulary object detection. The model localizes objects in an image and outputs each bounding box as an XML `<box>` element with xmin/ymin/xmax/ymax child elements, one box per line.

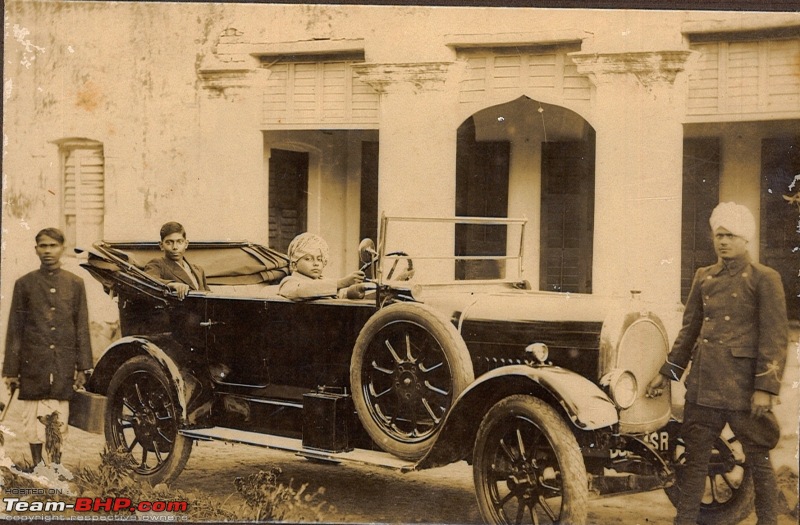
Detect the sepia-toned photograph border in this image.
<box><xmin>2</xmin><ymin>1</ymin><xmax>798</xmax><ymax>523</ymax></box>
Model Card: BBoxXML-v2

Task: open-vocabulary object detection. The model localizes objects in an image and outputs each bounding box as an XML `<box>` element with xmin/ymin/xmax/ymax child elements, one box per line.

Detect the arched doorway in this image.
<box><xmin>455</xmin><ymin>96</ymin><xmax>596</xmax><ymax>293</ymax></box>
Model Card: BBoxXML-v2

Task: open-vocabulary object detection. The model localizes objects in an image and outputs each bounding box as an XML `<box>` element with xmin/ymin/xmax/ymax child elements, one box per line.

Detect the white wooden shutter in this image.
<box><xmin>262</xmin><ymin>60</ymin><xmax>379</xmax><ymax>127</ymax></box>
<box><xmin>458</xmin><ymin>47</ymin><xmax>590</xmax><ymax>106</ymax></box>
<box><xmin>688</xmin><ymin>38</ymin><xmax>800</xmax><ymax>120</ymax></box>
<box><xmin>63</xmin><ymin>145</ymin><xmax>104</xmax><ymax>250</ymax></box>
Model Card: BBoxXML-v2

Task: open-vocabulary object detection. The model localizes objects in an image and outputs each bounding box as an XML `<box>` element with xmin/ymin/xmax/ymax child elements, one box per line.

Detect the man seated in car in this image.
<box><xmin>145</xmin><ymin>221</ymin><xmax>210</xmax><ymax>300</ymax></box>
<box><xmin>278</xmin><ymin>232</ymin><xmax>367</xmax><ymax>300</ymax></box>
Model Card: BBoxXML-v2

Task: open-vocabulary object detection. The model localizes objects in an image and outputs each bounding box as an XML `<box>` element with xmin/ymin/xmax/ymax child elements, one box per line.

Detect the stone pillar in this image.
<box><xmin>718</xmin><ymin>125</ymin><xmax>762</xmax><ymax>261</ymax></box>
<box><xmin>572</xmin><ymin>51</ymin><xmax>694</xmax><ymax>303</ymax></box>
<box><xmin>507</xmin><ymin>134</ymin><xmax>541</xmax><ymax>286</ymax></box>
<box><xmin>354</xmin><ymin>62</ymin><xmax>461</xmax><ymax>280</ymax></box>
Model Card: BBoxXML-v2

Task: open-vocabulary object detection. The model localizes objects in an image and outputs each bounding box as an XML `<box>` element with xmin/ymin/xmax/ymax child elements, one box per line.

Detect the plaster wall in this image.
<box><xmin>3</xmin><ymin>1</ymin><xmax>228</xmax><ymax>357</ymax></box>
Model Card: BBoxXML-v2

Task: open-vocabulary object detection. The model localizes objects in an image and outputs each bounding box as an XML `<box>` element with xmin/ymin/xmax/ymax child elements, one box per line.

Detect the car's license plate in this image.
<box><xmin>641</xmin><ymin>430</ymin><xmax>670</xmax><ymax>451</ymax></box>
<box><xmin>610</xmin><ymin>430</ymin><xmax>671</xmax><ymax>458</ymax></box>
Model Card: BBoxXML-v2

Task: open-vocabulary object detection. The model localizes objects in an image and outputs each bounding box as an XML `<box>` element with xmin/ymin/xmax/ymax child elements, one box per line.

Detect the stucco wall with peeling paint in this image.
<box><xmin>3</xmin><ymin>2</ymin><xmax>232</xmax><ymax>360</ymax></box>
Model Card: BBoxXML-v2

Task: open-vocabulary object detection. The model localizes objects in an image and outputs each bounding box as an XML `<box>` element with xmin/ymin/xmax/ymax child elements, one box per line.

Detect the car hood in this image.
<box><xmin>415</xmin><ymin>284</ymin><xmax>646</xmax><ymax>327</ymax></box>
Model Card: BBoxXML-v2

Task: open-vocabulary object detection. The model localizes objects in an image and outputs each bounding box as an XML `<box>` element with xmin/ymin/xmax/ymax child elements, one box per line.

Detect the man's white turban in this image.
<box><xmin>709</xmin><ymin>202</ymin><xmax>756</xmax><ymax>243</ymax></box>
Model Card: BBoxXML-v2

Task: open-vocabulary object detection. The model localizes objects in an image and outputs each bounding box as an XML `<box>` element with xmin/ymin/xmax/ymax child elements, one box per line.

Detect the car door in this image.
<box><xmin>259</xmin><ymin>298</ymin><xmax>377</xmax><ymax>391</ymax></box>
<box><xmin>204</xmin><ymin>296</ymin><xmax>273</xmax><ymax>387</ymax></box>
<box><xmin>204</xmin><ymin>293</ymin><xmax>376</xmax><ymax>390</ymax></box>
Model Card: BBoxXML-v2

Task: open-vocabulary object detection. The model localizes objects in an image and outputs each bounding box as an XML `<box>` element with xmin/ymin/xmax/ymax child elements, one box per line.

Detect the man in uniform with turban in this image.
<box><xmin>647</xmin><ymin>202</ymin><xmax>788</xmax><ymax>525</ymax></box>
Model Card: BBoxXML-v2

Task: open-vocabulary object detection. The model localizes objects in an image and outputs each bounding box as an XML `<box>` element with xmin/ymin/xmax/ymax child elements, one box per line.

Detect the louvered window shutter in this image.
<box><xmin>63</xmin><ymin>145</ymin><xmax>104</xmax><ymax>251</ymax></box>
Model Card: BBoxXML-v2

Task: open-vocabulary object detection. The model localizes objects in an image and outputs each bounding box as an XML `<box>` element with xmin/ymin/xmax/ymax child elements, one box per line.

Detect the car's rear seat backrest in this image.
<box><xmin>112</xmin><ymin>248</ymin><xmax>157</xmax><ymax>271</ymax></box>
<box><xmin>107</xmin><ymin>244</ymin><xmax>290</xmax><ymax>288</ymax></box>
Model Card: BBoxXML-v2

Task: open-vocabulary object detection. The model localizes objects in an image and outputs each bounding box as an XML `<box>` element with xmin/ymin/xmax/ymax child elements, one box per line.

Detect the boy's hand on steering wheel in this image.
<box><xmin>338</xmin><ymin>271</ymin><xmax>365</xmax><ymax>289</ymax></box>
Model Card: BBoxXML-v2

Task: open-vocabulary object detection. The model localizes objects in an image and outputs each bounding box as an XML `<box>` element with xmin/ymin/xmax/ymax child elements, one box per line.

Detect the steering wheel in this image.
<box><xmin>385</xmin><ymin>251</ymin><xmax>414</xmax><ymax>281</ymax></box>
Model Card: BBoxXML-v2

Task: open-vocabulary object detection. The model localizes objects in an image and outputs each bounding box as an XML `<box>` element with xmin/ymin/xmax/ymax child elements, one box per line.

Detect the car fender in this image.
<box><xmin>89</xmin><ymin>335</ymin><xmax>212</xmax><ymax>425</ymax></box>
<box><xmin>415</xmin><ymin>364</ymin><xmax>618</xmax><ymax>469</ymax></box>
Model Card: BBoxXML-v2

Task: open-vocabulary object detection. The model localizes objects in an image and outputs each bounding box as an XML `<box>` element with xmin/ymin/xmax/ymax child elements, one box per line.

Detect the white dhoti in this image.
<box><xmin>18</xmin><ymin>398</ymin><xmax>69</xmax><ymax>444</ymax></box>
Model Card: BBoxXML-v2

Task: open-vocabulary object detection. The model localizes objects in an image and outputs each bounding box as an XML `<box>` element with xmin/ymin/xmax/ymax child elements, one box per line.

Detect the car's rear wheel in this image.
<box><xmin>473</xmin><ymin>395</ymin><xmax>589</xmax><ymax>525</ymax></box>
<box><xmin>665</xmin><ymin>429</ymin><xmax>754</xmax><ymax>525</ymax></box>
<box><xmin>105</xmin><ymin>355</ymin><xmax>192</xmax><ymax>485</ymax></box>
<box><xmin>350</xmin><ymin>302</ymin><xmax>474</xmax><ymax>460</ymax></box>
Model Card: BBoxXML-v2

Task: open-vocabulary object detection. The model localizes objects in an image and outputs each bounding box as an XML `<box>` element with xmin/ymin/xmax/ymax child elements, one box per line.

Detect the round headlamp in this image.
<box><xmin>600</xmin><ymin>369</ymin><xmax>638</xmax><ymax>410</ymax></box>
<box><xmin>525</xmin><ymin>343</ymin><xmax>549</xmax><ymax>364</ymax></box>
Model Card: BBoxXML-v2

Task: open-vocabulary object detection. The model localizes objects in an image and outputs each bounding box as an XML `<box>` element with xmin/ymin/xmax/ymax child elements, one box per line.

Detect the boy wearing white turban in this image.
<box><xmin>647</xmin><ymin>202</ymin><xmax>788</xmax><ymax>525</ymax></box>
<box><xmin>278</xmin><ymin>232</ymin><xmax>367</xmax><ymax>300</ymax></box>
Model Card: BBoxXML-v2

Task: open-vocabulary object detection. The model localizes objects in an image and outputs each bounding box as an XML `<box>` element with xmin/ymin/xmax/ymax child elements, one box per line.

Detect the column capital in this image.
<box><xmin>570</xmin><ymin>50</ymin><xmax>696</xmax><ymax>88</ymax></box>
<box><xmin>352</xmin><ymin>62</ymin><xmax>452</xmax><ymax>94</ymax></box>
<box><xmin>197</xmin><ymin>55</ymin><xmax>268</xmax><ymax>100</ymax></box>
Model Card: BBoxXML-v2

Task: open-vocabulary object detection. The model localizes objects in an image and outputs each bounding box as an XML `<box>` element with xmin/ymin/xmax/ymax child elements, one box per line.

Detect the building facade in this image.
<box><xmin>3</xmin><ymin>3</ymin><xmax>799</xmax><ymax>357</ymax></box>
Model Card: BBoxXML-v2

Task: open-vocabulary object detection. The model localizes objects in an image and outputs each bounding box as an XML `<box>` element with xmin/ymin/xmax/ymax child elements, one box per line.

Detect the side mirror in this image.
<box><xmin>358</xmin><ymin>238</ymin><xmax>377</xmax><ymax>278</ymax></box>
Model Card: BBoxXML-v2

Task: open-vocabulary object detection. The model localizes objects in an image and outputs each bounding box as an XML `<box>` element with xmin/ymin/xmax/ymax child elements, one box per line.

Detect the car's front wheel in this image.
<box><xmin>105</xmin><ymin>355</ymin><xmax>192</xmax><ymax>485</ymax></box>
<box><xmin>473</xmin><ymin>395</ymin><xmax>589</xmax><ymax>525</ymax></box>
<box><xmin>351</xmin><ymin>302</ymin><xmax>474</xmax><ymax>460</ymax></box>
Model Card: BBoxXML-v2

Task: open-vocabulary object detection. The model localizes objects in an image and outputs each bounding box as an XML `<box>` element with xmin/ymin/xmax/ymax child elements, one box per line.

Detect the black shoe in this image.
<box><xmin>15</xmin><ymin>462</ymin><xmax>35</xmax><ymax>473</ymax></box>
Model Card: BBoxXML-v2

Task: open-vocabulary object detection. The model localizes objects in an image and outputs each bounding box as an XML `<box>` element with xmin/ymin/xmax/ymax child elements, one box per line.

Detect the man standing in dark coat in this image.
<box><xmin>3</xmin><ymin>228</ymin><xmax>93</xmax><ymax>467</ymax></box>
<box><xmin>647</xmin><ymin>202</ymin><xmax>788</xmax><ymax>525</ymax></box>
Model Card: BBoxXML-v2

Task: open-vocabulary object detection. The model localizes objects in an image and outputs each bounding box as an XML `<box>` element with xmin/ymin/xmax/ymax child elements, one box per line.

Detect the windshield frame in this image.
<box><xmin>376</xmin><ymin>214</ymin><xmax>528</xmax><ymax>286</ymax></box>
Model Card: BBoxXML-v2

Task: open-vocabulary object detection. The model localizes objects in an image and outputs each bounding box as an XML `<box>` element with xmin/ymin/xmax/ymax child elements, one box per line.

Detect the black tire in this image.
<box><xmin>473</xmin><ymin>395</ymin><xmax>589</xmax><ymax>525</ymax></box>
<box><xmin>350</xmin><ymin>302</ymin><xmax>474</xmax><ymax>460</ymax></box>
<box><xmin>665</xmin><ymin>431</ymin><xmax>755</xmax><ymax>525</ymax></box>
<box><xmin>105</xmin><ymin>355</ymin><xmax>192</xmax><ymax>485</ymax></box>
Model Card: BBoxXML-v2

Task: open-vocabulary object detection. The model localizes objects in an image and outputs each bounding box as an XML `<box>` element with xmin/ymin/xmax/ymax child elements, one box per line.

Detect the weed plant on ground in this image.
<box><xmin>72</xmin><ymin>447</ymin><xmax>329</xmax><ymax>521</ymax></box>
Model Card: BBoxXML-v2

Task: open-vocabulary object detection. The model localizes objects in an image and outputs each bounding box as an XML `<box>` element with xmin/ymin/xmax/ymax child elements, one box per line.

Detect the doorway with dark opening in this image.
<box><xmin>761</xmin><ymin>136</ymin><xmax>800</xmax><ymax>320</ymax></box>
<box><xmin>268</xmin><ymin>149</ymin><xmax>309</xmax><ymax>254</ymax></box>
<box><xmin>539</xmin><ymin>134</ymin><xmax>595</xmax><ymax>294</ymax></box>
<box><xmin>455</xmin><ymin>116</ymin><xmax>510</xmax><ymax>280</ymax></box>
<box><xmin>455</xmin><ymin>97</ymin><xmax>596</xmax><ymax>288</ymax></box>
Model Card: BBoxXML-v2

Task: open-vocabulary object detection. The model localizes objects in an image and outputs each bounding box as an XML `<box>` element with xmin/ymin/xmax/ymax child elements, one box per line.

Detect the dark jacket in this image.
<box><xmin>144</xmin><ymin>256</ymin><xmax>210</xmax><ymax>291</ymax></box>
<box><xmin>3</xmin><ymin>267</ymin><xmax>93</xmax><ymax>400</ymax></box>
<box><xmin>660</xmin><ymin>254</ymin><xmax>788</xmax><ymax>411</ymax></box>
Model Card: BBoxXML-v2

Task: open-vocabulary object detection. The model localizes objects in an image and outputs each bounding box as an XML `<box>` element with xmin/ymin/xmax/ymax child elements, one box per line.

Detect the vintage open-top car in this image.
<box><xmin>73</xmin><ymin>215</ymin><xmax>756</xmax><ymax>525</ymax></box>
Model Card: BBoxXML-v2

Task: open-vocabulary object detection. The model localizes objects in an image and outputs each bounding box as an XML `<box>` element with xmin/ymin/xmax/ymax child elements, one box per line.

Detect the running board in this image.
<box><xmin>179</xmin><ymin>427</ymin><xmax>416</xmax><ymax>472</ymax></box>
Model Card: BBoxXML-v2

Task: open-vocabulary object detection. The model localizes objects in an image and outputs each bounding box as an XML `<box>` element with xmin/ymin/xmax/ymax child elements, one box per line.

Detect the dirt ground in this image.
<box><xmin>1</xmin><ymin>409</ymin><xmax>796</xmax><ymax>525</ymax></box>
